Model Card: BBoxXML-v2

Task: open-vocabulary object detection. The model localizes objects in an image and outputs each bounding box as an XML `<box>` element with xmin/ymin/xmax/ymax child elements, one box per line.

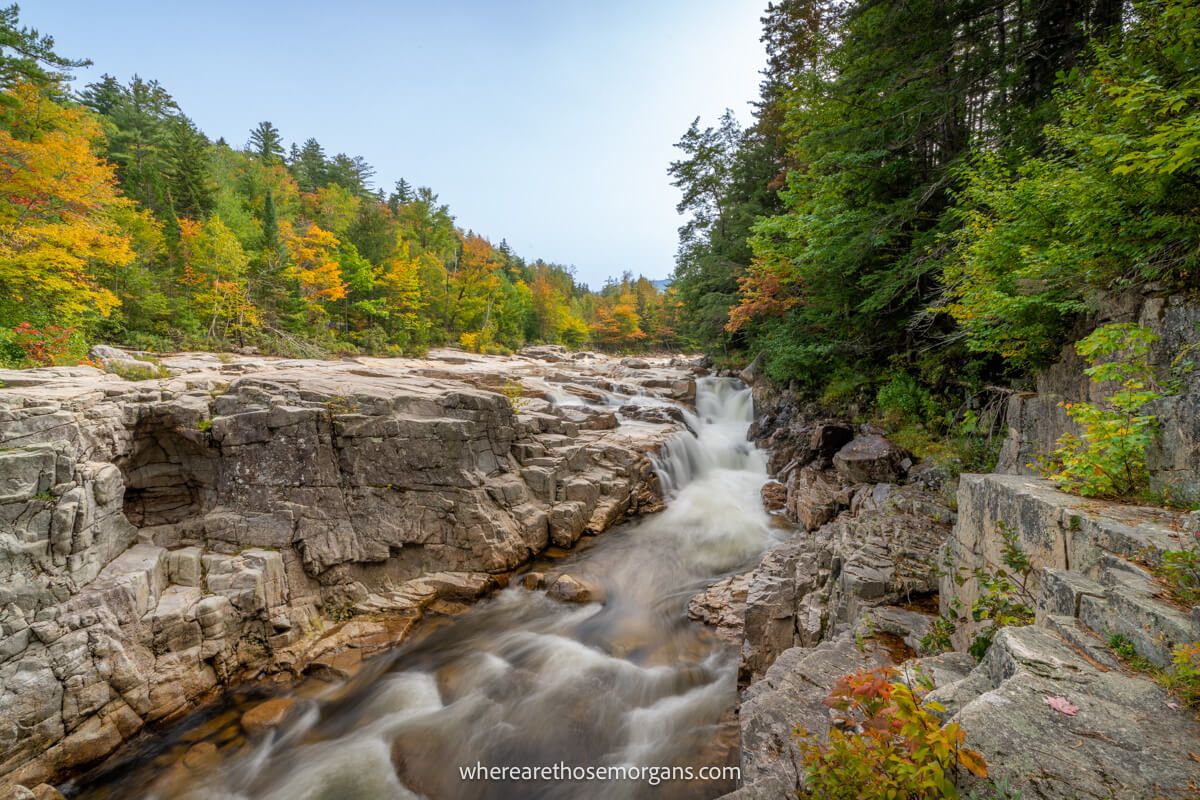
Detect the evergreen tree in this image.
<box><xmin>247</xmin><ymin>120</ymin><xmax>284</xmax><ymax>164</ymax></box>
<box><xmin>0</xmin><ymin>3</ymin><xmax>89</xmax><ymax>91</ymax></box>
<box><xmin>388</xmin><ymin>178</ymin><xmax>413</xmax><ymax>212</ymax></box>
<box><xmin>293</xmin><ymin>137</ymin><xmax>327</xmax><ymax>191</ymax></box>
<box><xmin>162</xmin><ymin>116</ymin><xmax>213</xmax><ymax>220</ymax></box>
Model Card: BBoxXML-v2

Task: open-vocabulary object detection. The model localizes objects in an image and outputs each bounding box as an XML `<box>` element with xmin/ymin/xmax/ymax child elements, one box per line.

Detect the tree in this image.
<box><xmin>292</xmin><ymin>137</ymin><xmax>328</xmax><ymax>192</ymax></box>
<box><xmin>388</xmin><ymin>178</ymin><xmax>413</xmax><ymax>212</ymax></box>
<box><xmin>283</xmin><ymin>222</ymin><xmax>346</xmax><ymax>325</ymax></box>
<box><xmin>0</xmin><ymin>82</ymin><xmax>133</xmax><ymax>328</ymax></box>
<box><xmin>0</xmin><ymin>4</ymin><xmax>88</xmax><ymax>91</ymax></box>
<box><xmin>178</xmin><ymin>215</ymin><xmax>257</xmax><ymax>341</ymax></box>
<box><xmin>941</xmin><ymin>0</ymin><xmax>1200</xmax><ymax>367</ymax></box>
<box><xmin>162</xmin><ymin>116</ymin><xmax>213</xmax><ymax>219</ymax></box>
<box><xmin>248</xmin><ymin>120</ymin><xmax>284</xmax><ymax>164</ymax></box>
<box><xmin>81</xmin><ymin>75</ymin><xmax>180</xmax><ymax>218</ymax></box>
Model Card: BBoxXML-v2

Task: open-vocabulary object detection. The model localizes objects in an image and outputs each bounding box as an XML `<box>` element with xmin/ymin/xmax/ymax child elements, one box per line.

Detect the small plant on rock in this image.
<box><xmin>920</xmin><ymin>605</ymin><xmax>960</xmax><ymax>656</ymax></box>
<box><xmin>944</xmin><ymin>522</ymin><xmax>1035</xmax><ymax>660</ymax></box>
<box><xmin>1164</xmin><ymin>642</ymin><xmax>1200</xmax><ymax>710</ymax></box>
<box><xmin>796</xmin><ymin>667</ymin><xmax>988</xmax><ymax>798</ymax></box>
<box><xmin>502</xmin><ymin>378</ymin><xmax>529</xmax><ymax>413</ymax></box>
<box><xmin>967</xmin><ymin>523</ymin><xmax>1035</xmax><ymax>659</ymax></box>
<box><xmin>1157</xmin><ymin>542</ymin><xmax>1200</xmax><ymax>606</ymax></box>
<box><xmin>1038</xmin><ymin>323</ymin><xmax>1163</xmax><ymax>498</ymax></box>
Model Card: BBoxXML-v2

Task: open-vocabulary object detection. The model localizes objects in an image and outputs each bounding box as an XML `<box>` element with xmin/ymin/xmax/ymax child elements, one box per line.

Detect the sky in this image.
<box><xmin>21</xmin><ymin>0</ymin><xmax>768</xmax><ymax>288</ymax></box>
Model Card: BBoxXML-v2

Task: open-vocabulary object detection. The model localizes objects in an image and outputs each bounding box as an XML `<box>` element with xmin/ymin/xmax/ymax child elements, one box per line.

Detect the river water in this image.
<box><xmin>70</xmin><ymin>377</ymin><xmax>775</xmax><ymax>800</ymax></box>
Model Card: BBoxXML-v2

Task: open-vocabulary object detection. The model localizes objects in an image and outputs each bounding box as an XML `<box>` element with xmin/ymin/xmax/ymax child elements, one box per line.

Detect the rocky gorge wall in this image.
<box><xmin>0</xmin><ymin>347</ymin><xmax>700</xmax><ymax>792</ymax></box>
<box><xmin>701</xmin><ymin>294</ymin><xmax>1200</xmax><ymax>799</ymax></box>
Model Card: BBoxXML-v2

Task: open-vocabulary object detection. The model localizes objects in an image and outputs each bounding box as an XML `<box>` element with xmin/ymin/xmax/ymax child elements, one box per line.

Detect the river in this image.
<box><xmin>68</xmin><ymin>377</ymin><xmax>775</xmax><ymax>800</ymax></box>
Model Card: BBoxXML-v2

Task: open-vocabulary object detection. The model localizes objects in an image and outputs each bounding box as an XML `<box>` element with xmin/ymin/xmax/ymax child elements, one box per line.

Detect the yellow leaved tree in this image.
<box><xmin>0</xmin><ymin>82</ymin><xmax>133</xmax><ymax>328</ymax></box>
<box><xmin>282</xmin><ymin>222</ymin><xmax>346</xmax><ymax>325</ymax></box>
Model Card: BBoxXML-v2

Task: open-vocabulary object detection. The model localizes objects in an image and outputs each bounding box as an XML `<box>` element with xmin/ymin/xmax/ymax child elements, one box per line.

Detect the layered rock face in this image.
<box><xmin>934</xmin><ymin>474</ymin><xmax>1200</xmax><ymax>798</ymax></box>
<box><xmin>0</xmin><ymin>347</ymin><xmax>697</xmax><ymax>789</ymax></box>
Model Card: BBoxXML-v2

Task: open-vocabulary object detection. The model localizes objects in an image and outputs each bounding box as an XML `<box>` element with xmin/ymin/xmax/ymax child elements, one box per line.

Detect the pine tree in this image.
<box><xmin>162</xmin><ymin>116</ymin><xmax>213</xmax><ymax>220</ymax></box>
<box><xmin>248</xmin><ymin>120</ymin><xmax>284</xmax><ymax>164</ymax></box>
<box><xmin>388</xmin><ymin>178</ymin><xmax>413</xmax><ymax>213</ymax></box>
<box><xmin>293</xmin><ymin>137</ymin><xmax>327</xmax><ymax>192</ymax></box>
<box><xmin>0</xmin><ymin>4</ymin><xmax>89</xmax><ymax>91</ymax></box>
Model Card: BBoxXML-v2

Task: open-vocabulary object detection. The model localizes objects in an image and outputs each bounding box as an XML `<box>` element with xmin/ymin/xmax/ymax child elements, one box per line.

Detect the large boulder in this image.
<box><xmin>785</xmin><ymin>465</ymin><xmax>853</xmax><ymax>531</ymax></box>
<box><xmin>832</xmin><ymin>434</ymin><xmax>910</xmax><ymax>484</ymax></box>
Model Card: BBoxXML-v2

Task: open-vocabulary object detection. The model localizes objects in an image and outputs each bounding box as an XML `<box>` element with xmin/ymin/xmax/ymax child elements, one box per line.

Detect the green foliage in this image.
<box><xmin>920</xmin><ymin>608</ymin><xmax>959</xmax><ymax>656</ymax></box>
<box><xmin>796</xmin><ymin>667</ymin><xmax>989</xmax><ymax>799</ymax></box>
<box><xmin>944</xmin><ymin>522</ymin><xmax>1035</xmax><ymax>660</ymax></box>
<box><xmin>1038</xmin><ymin>324</ymin><xmax>1164</xmax><ymax>498</ymax></box>
<box><xmin>942</xmin><ymin>0</ymin><xmax>1200</xmax><ymax>366</ymax></box>
<box><xmin>0</xmin><ymin>4</ymin><xmax>89</xmax><ymax>90</ymax></box>
<box><xmin>1107</xmin><ymin>633</ymin><xmax>1157</xmax><ymax>673</ymax></box>
<box><xmin>1157</xmin><ymin>543</ymin><xmax>1200</xmax><ymax>606</ymax></box>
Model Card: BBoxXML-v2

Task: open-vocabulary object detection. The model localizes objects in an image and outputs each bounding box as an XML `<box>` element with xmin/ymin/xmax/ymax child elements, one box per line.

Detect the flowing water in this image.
<box><xmin>69</xmin><ymin>377</ymin><xmax>775</xmax><ymax>800</ymax></box>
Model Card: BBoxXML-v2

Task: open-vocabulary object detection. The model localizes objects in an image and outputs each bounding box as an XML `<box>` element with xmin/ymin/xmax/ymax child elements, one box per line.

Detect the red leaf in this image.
<box><xmin>1045</xmin><ymin>696</ymin><xmax>1079</xmax><ymax>716</ymax></box>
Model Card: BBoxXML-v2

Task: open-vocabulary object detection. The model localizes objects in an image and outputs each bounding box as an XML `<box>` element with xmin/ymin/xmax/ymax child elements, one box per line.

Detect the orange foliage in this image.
<box><xmin>726</xmin><ymin>260</ymin><xmax>797</xmax><ymax>333</ymax></box>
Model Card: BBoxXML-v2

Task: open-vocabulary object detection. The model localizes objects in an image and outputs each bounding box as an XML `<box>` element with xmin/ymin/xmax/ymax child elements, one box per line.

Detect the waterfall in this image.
<box><xmin>653</xmin><ymin>377</ymin><xmax>761</xmax><ymax>495</ymax></box>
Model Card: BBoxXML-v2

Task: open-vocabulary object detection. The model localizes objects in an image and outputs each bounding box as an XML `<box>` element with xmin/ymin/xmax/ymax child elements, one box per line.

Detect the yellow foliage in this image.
<box><xmin>283</xmin><ymin>222</ymin><xmax>346</xmax><ymax>318</ymax></box>
<box><xmin>0</xmin><ymin>82</ymin><xmax>133</xmax><ymax>323</ymax></box>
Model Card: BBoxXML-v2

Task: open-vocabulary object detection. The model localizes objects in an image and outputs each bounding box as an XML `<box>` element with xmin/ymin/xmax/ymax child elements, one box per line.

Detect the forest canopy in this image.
<box><xmin>670</xmin><ymin>0</ymin><xmax>1198</xmax><ymax>412</ymax></box>
<box><xmin>0</xmin><ymin>4</ymin><xmax>678</xmax><ymax>366</ymax></box>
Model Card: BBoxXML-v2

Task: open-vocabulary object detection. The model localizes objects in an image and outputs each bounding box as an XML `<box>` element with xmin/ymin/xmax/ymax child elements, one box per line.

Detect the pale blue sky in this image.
<box><xmin>21</xmin><ymin>0</ymin><xmax>767</xmax><ymax>287</ymax></box>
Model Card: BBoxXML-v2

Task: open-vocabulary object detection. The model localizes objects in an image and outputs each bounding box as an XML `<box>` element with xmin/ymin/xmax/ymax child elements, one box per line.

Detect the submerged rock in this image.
<box><xmin>240</xmin><ymin>697</ymin><xmax>298</xmax><ymax>736</ymax></box>
<box><xmin>545</xmin><ymin>573</ymin><xmax>605</xmax><ymax>604</ymax></box>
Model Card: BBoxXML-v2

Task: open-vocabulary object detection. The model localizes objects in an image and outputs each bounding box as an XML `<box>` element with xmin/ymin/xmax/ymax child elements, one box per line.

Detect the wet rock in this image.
<box><xmin>688</xmin><ymin>573</ymin><xmax>751</xmax><ymax>643</ymax></box>
<box><xmin>545</xmin><ymin>574</ymin><xmax>604</xmax><ymax>604</ymax></box>
<box><xmin>759</xmin><ymin>481</ymin><xmax>787</xmax><ymax>512</ymax></box>
<box><xmin>240</xmin><ymin>697</ymin><xmax>297</xmax><ymax>736</ymax></box>
<box><xmin>181</xmin><ymin>741</ymin><xmax>218</xmax><ymax>771</ymax></box>
<box><xmin>832</xmin><ymin>434</ymin><xmax>910</xmax><ymax>484</ymax></box>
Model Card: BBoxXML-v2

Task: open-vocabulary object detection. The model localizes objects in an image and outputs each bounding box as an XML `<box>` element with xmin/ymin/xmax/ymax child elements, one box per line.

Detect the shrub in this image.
<box><xmin>943</xmin><ymin>521</ymin><xmax>1035</xmax><ymax>660</ymax></box>
<box><xmin>108</xmin><ymin>358</ymin><xmax>170</xmax><ymax>381</ymax></box>
<box><xmin>501</xmin><ymin>379</ymin><xmax>529</xmax><ymax>413</ymax></box>
<box><xmin>11</xmin><ymin>322</ymin><xmax>76</xmax><ymax>366</ymax></box>
<box><xmin>796</xmin><ymin>667</ymin><xmax>988</xmax><ymax>798</ymax></box>
<box><xmin>1164</xmin><ymin>642</ymin><xmax>1200</xmax><ymax>710</ymax></box>
<box><xmin>1038</xmin><ymin>323</ymin><xmax>1163</xmax><ymax>498</ymax></box>
<box><xmin>877</xmin><ymin>372</ymin><xmax>938</xmax><ymax>426</ymax></box>
<box><xmin>459</xmin><ymin>331</ymin><xmax>481</xmax><ymax>353</ymax></box>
